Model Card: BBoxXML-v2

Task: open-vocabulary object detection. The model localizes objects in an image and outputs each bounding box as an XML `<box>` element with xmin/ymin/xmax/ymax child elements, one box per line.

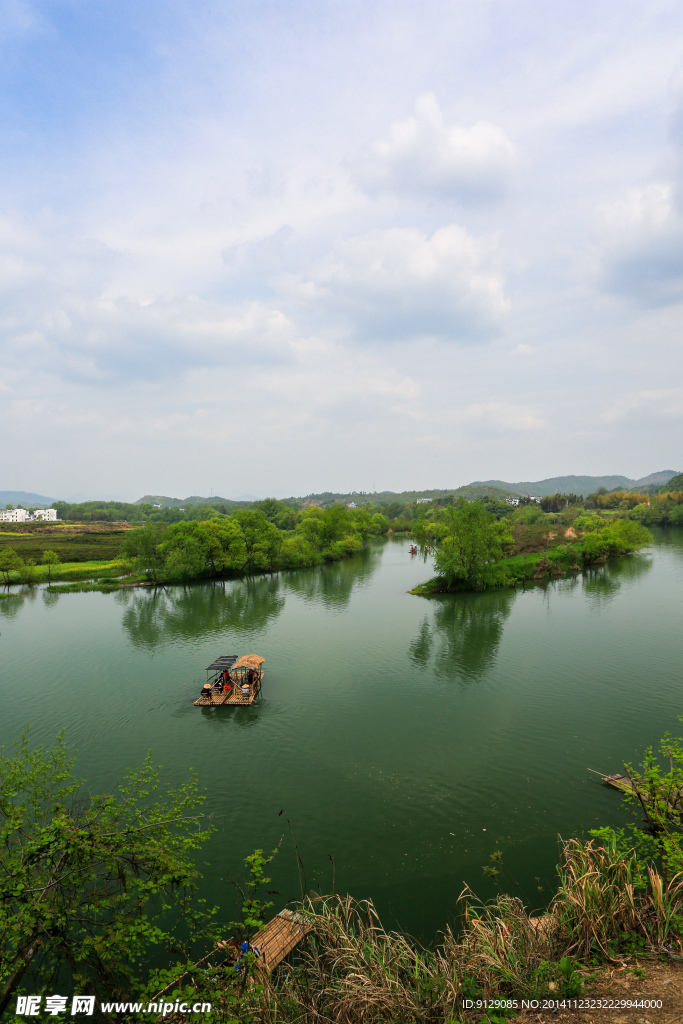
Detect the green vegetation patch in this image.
<box><xmin>410</xmin><ymin>499</ymin><xmax>651</xmax><ymax>595</ymax></box>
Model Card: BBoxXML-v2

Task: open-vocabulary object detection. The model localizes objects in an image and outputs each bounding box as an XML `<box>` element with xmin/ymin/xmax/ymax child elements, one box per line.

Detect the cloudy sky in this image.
<box><xmin>1</xmin><ymin>0</ymin><xmax>682</xmax><ymax>500</ymax></box>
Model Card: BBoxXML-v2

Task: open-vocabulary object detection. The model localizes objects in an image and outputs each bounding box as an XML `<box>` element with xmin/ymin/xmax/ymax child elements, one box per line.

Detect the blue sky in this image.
<box><xmin>1</xmin><ymin>0</ymin><xmax>682</xmax><ymax>500</ymax></box>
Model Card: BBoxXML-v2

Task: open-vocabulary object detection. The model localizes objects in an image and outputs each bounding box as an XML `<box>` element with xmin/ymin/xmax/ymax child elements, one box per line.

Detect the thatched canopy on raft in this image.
<box><xmin>233</xmin><ymin>654</ymin><xmax>265</xmax><ymax>669</ymax></box>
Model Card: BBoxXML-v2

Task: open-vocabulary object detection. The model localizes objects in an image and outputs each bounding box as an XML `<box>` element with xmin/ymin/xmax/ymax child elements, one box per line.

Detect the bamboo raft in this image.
<box><xmin>193</xmin><ymin>682</ymin><xmax>264</xmax><ymax>707</ymax></box>
<box><xmin>251</xmin><ymin>909</ymin><xmax>313</xmax><ymax>969</ymax></box>
<box><xmin>193</xmin><ymin>653</ymin><xmax>264</xmax><ymax>707</ymax></box>
<box><xmin>602</xmin><ymin>773</ymin><xmax>635</xmax><ymax>795</ymax></box>
<box><xmin>597</xmin><ymin>771</ymin><xmax>683</xmax><ymax>813</ymax></box>
<box><xmin>149</xmin><ymin>909</ymin><xmax>313</xmax><ymax>1013</ymax></box>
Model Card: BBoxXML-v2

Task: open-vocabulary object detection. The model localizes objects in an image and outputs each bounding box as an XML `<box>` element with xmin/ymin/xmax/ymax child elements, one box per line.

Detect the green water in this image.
<box><xmin>1</xmin><ymin>530</ymin><xmax>682</xmax><ymax>942</ymax></box>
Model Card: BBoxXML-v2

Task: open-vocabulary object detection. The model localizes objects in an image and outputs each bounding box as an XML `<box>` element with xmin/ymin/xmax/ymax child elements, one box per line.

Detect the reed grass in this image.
<box><xmin>242</xmin><ymin>837</ymin><xmax>683</xmax><ymax>1022</ymax></box>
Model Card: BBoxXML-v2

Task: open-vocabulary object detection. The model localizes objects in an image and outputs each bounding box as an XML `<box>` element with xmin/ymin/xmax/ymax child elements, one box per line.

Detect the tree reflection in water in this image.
<box><xmin>581</xmin><ymin>551</ymin><xmax>652</xmax><ymax>607</ymax></box>
<box><xmin>121</xmin><ymin>575</ymin><xmax>285</xmax><ymax>649</ymax></box>
<box><xmin>281</xmin><ymin>543</ymin><xmax>381</xmax><ymax>610</ymax></box>
<box><xmin>0</xmin><ymin>593</ymin><xmax>26</xmax><ymax>620</ymax></box>
<box><xmin>410</xmin><ymin>588</ymin><xmax>515</xmax><ymax>684</ymax></box>
<box><xmin>0</xmin><ymin>587</ymin><xmax>39</xmax><ymax>620</ymax></box>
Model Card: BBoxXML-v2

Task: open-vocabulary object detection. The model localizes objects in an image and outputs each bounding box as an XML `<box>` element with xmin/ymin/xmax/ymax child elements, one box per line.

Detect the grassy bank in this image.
<box><xmin>0</xmin><ymin>558</ymin><xmax>128</xmax><ymax>586</ymax></box>
<box><xmin>411</xmin><ymin>546</ymin><xmax>584</xmax><ymax>594</ymax></box>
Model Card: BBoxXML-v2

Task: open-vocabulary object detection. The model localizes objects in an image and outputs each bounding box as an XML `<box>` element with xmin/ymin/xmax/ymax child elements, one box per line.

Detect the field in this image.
<box><xmin>0</xmin><ymin>523</ymin><xmax>139</xmax><ymax>586</ymax></box>
<box><xmin>0</xmin><ymin>523</ymin><xmax>132</xmax><ymax>562</ymax></box>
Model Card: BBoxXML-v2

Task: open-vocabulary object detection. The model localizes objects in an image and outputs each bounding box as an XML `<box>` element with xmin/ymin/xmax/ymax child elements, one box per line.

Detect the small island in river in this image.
<box><xmin>409</xmin><ymin>494</ymin><xmax>652</xmax><ymax>595</ymax></box>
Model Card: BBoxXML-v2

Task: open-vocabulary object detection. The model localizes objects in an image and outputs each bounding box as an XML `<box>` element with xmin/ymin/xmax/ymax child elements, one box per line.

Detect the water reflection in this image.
<box><xmin>411</xmin><ymin>589</ymin><xmax>515</xmax><ymax>683</ymax></box>
<box><xmin>281</xmin><ymin>544</ymin><xmax>381</xmax><ymax>610</ymax></box>
<box><xmin>0</xmin><ymin>593</ymin><xmax>26</xmax><ymax>619</ymax></box>
<box><xmin>647</xmin><ymin>526</ymin><xmax>683</xmax><ymax>554</ymax></box>
<box><xmin>198</xmin><ymin>704</ymin><xmax>263</xmax><ymax>728</ymax></box>
<box><xmin>0</xmin><ymin>587</ymin><xmax>39</xmax><ymax>619</ymax></box>
<box><xmin>581</xmin><ymin>552</ymin><xmax>652</xmax><ymax>606</ymax></box>
<box><xmin>121</xmin><ymin>576</ymin><xmax>285</xmax><ymax>648</ymax></box>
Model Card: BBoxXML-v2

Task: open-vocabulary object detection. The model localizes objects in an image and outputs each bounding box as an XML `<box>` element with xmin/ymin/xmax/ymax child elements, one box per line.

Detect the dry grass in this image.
<box><xmin>552</xmin><ymin>837</ymin><xmax>683</xmax><ymax>958</ymax></box>
<box><xmin>265</xmin><ymin>895</ymin><xmax>461</xmax><ymax>1023</ymax></box>
<box><xmin>248</xmin><ymin>839</ymin><xmax>683</xmax><ymax>1022</ymax></box>
<box><xmin>183</xmin><ymin>840</ymin><xmax>683</xmax><ymax>1023</ymax></box>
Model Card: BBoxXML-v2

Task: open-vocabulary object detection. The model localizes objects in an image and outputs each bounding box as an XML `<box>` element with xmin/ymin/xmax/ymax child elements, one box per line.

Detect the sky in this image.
<box><xmin>1</xmin><ymin>0</ymin><xmax>682</xmax><ymax>501</ymax></box>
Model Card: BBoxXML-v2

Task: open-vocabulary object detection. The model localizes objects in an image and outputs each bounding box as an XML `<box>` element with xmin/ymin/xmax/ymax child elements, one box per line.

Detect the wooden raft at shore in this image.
<box><xmin>602</xmin><ymin>773</ymin><xmax>635</xmax><ymax>795</ymax></box>
<box><xmin>252</xmin><ymin>909</ymin><xmax>313</xmax><ymax>969</ymax></box>
<box><xmin>600</xmin><ymin>772</ymin><xmax>683</xmax><ymax>811</ymax></box>
<box><xmin>150</xmin><ymin>908</ymin><xmax>314</xmax><ymax>1010</ymax></box>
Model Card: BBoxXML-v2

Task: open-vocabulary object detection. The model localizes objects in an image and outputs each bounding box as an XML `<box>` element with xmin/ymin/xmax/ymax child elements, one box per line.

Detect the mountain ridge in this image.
<box><xmin>473</xmin><ymin>471</ymin><xmax>679</xmax><ymax>498</ymax></box>
<box><xmin>0</xmin><ymin>490</ymin><xmax>57</xmax><ymax>507</ymax></box>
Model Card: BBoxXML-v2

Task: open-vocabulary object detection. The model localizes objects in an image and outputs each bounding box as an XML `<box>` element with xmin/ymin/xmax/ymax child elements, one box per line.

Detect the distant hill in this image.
<box><xmin>655</xmin><ymin>472</ymin><xmax>683</xmax><ymax>494</ymax></box>
<box><xmin>135</xmin><ymin>494</ymin><xmax>251</xmax><ymax>508</ymax></box>
<box><xmin>296</xmin><ymin>484</ymin><xmax>517</xmax><ymax>505</ymax></box>
<box><xmin>0</xmin><ymin>490</ymin><xmax>56</xmax><ymax>507</ymax></box>
<box><xmin>633</xmin><ymin>470</ymin><xmax>679</xmax><ymax>487</ymax></box>
<box><xmin>474</xmin><ymin>472</ymin><xmax>679</xmax><ymax>498</ymax></box>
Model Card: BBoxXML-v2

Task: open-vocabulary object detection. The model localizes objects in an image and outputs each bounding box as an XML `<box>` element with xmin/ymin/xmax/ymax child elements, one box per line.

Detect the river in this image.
<box><xmin>1</xmin><ymin>529</ymin><xmax>682</xmax><ymax>942</ymax></box>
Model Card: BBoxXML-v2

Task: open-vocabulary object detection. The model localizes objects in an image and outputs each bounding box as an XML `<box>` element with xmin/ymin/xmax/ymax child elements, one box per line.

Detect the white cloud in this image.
<box><xmin>596</xmin><ymin>182</ymin><xmax>683</xmax><ymax>305</ymax></box>
<box><xmin>454</xmin><ymin>402</ymin><xmax>545</xmax><ymax>431</ymax></box>
<box><xmin>358</xmin><ymin>93</ymin><xmax>516</xmax><ymax>201</ymax></box>
<box><xmin>0</xmin><ymin>208</ymin><xmax>299</xmax><ymax>384</ymax></box>
<box><xmin>597</xmin><ymin>182</ymin><xmax>673</xmax><ymax>233</ymax></box>
<box><xmin>602</xmin><ymin>387</ymin><xmax>683</xmax><ymax>423</ymax></box>
<box><xmin>296</xmin><ymin>224</ymin><xmax>509</xmax><ymax>342</ymax></box>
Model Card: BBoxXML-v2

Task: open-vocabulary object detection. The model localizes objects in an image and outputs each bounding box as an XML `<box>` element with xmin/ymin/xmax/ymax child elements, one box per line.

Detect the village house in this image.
<box><xmin>0</xmin><ymin>508</ymin><xmax>58</xmax><ymax>522</ymax></box>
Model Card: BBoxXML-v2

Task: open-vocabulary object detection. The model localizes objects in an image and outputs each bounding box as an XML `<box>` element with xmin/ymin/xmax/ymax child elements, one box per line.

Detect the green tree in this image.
<box><xmin>0</xmin><ymin>732</ymin><xmax>217</xmax><ymax>1014</ymax></box>
<box><xmin>319</xmin><ymin>504</ymin><xmax>352</xmax><ymax>546</ymax></box>
<box><xmin>233</xmin><ymin>510</ymin><xmax>281</xmax><ymax>570</ymax></box>
<box><xmin>160</xmin><ymin>522</ymin><xmax>209</xmax><ymax>581</ymax></box>
<box><xmin>121</xmin><ymin>524</ymin><xmax>166</xmax><ymax>583</ymax></box>
<box><xmin>41</xmin><ymin>550</ymin><xmax>61</xmax><ymax>583</ymax></box>
<box><xmin>198</xmin><ymin>518</ymin><xmax>247</xmax><ymax>574</ymax></box>
<box><xmin>370</xmin><ymin>512</ymin><xmax>390</xmax><ymax>535</ymax></box>
<box><xmin>600</xmin><ymin>518</ymin><xmax>651</xmax><ymax>556</ymax></box>
<box><xmin>296</xmin><ymin>507</ymin><xmax>324</xmax><ymax>549</ymax></box>
<box><xmin>22</xmin><ymin>558</ymin><xmax>38</xmax><ymax>587</ymax></box>
<box><xmin>433</xmin><ymin>500</ymin><xmax>507</xmax><ymax>589</ymax></box>
<box><xmin>0</xmin><ymin>550</ymin><xmax>24</xmax><ymax>587</ymax></box>
<box><xmin>590</xmin><ymin>721</ymin><xmax>683</xmax><ymax>886</ymax></box>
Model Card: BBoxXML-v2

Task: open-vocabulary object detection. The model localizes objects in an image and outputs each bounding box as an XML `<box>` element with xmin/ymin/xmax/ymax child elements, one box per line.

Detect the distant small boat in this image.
<box><xmin>194</xmin><ymin>654</ymin><xmax>264</xmax><ymax>707</ymax></box>
<box><xmin>409</xmin><ymin>544</ymin><xmax>418</xmax><ymax>555</ymax></box>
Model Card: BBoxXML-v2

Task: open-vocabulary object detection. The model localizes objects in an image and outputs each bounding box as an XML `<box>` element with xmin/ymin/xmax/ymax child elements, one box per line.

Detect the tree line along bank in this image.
<box><xmin>1</xmin><ymin>482</ymin><xmax>681</xmax><ymax>590</ymax></box>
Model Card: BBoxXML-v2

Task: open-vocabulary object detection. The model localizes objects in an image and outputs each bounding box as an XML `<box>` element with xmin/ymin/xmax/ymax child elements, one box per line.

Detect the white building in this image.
<box><xmin>505</xmin><ymin>497</ymin><xmax>520</xmax><ymax>506</ymax></box>
<box><xmin>416</xmin><ymin>497</ymin><xmax>432</xmax><ymax>504</ymax></box>
<box><xmin>0</xmin><ymin>508</ymin><xmax>57</xmax><ymax>522</ymax></box>
<box><xmin>0</xmin><ymin>508</ymin><xmax>28</xmax><ymax>522</ymax></box>
<box><xmin>347</xmin><ymin>502</ymin><xmax>357</xmax><ymax>508</ymax></box>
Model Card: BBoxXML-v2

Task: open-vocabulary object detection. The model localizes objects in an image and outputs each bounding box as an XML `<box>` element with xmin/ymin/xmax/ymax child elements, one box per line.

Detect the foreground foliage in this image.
<box><xmin>0</xmin><ymin>733</ymin><xmax>219</xmax><ymax>1014</ymax></box>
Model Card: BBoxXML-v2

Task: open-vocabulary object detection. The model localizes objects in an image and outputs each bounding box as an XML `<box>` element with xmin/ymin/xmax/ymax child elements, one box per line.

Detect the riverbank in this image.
<box><xmin>230</xmin><ymin>856</ymin><xmax>683</xmax><ymax>1022</ymax></box>
<box><xmin>0</xmin><ymin>505</ymin><xmax>394</xmax><ymax>592</ymax></box>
